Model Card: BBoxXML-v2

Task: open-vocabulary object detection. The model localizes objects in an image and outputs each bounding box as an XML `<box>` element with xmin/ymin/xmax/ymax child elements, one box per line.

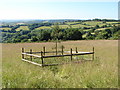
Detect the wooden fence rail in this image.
<box><xmin>24</xmin><ymin>51</ymin><xmax>63</xmax><ymax>54</ymax></box>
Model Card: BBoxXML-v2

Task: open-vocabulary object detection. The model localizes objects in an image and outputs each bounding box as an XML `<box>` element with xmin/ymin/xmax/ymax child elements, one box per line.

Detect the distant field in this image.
<box><xmin>1</xmin><ymin>21</ymin><xmax>118</xmax><ymax>31</ymax></box>
<box><xmin>66</xmin><ymin>22</ymin><xmax>81</xmax><ymax>25</ymax></box>
<box><xmin>96</xmin><ymin>27</ymin><xmax>112</xmax><ymax>31</ymax></box>
<box><xmin>0</xmin><ymin>28</ymin><xmax>11</xmax><ymax>31</ymax></box>
<box><xmin>16</xmin><ymin>26</ymin><xmax>29</xmax><ymax>31</ymax></box>
<box><xmin>2</xmin><ymin>40</ymin><xmax>118</xmax><ymax>88</ymax></box>
<box><xmin>35</xmin><ymin>26</ymin><xmax>51</xmax><ymax>30</ymax></box>
<box><xmin>71</xmin><ymin>24</ymin><xmax>91</xmax><ymax>28</ymax></box>
<box><xmin>83</xmin><ymin>29</ymin><xmax>91</xmax><ymax>31</ymax></box>
<box><xmin>85</xmin><ymin>21</ymin><xmax>103</xmax><ymax>26</ymax></box>
<box><xmin>59</xmin><ymin>25</ymin><xmax>70</xmax><ymax>29</ymax></box>
<box><xmin>106</xmin><ymin>22</ymin><xmax>118</xmax><ymax>24</ymax></box>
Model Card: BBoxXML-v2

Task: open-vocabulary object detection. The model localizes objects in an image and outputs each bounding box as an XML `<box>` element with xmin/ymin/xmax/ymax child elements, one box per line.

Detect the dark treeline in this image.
<box><xmin>1</xmin><ymin>28</ymin><xmax>82</xmax><ymax>43</ymax></box>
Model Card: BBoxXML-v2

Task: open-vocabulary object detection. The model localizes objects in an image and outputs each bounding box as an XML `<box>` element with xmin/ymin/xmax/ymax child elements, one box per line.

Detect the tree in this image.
<box><xmin>95</xmin><ymin>25</ymin><xmax>99</xmax><ymax>29</ymax></box>
<box><xmin>65</xmin><ymin>28</ymin><xmax>82</xmax><ymax>40</ymax></box>
<box><xmin>31</xmin><ymin>36</ymin><xmax>38</xmax><ymax>42</ymax></box>
<box><xmin>51</xmin><ymin>23</ymin><xmax>62</xmax><ymax>40</ymax></box>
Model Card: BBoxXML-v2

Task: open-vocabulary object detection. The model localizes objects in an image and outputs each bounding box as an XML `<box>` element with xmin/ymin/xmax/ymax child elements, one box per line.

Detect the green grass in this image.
<box><xmin>91</xmin><ymin>33</ymin><xmax>95</xmax><ymax>35</ymax></box>
<box><xmin>83</xmin><ymin>29</ymin><xmax>91</xmax><ymax>31</ymax></box>
<box><xmin>35</xmin><ymin>26</ymin><xmax>51</xmax><ymax>30</ymax></box>
<box><xmin>2</xmin><ymin>40</ymin><xmax>118</xmax><ymax>88</ymax></box>
<box><xmin>66</xmin><ymin>22</ymin><xmax>81</xmax><ymax>25</ymax></box>
<box><xmin>71</xmin><ymin>24</ymin><xmax>90</xmax><ymax>28</ymax></box>
<box><xmin>85</xmin><ymin>21</ymin><xmax>103</xmax><ymax>26</ymax></box>
<box><xmin>16</xmin><ymin>26</ymin><xmax>29</xmax><ymax>31</ymax></box>
<box><xmin>0</xmin><ymin>28</ymin><xmax>11</xmax><ymax>31</ymax></box>
<box><xmin>96</xmin><ymin>27</ymin><xmax>112</xmax><ymax>31</ymax></box>
<box><xmin>0</xmin><ymin>44</ymin><xmax>2</xmax><ymax>89</ymax></box>
<box><xmin>106</xmin><ymin>22</ymin><xmax>118</xmax><ymax>24</ymax></box>
<box><xmin>51</xmin><ymin>25</ymin><xmax>69</xmax><ymax>29</ymax></box>
<box><xmin>59</xmin><ymin>25</ymin><xmax>70</xmax><ymax>29</ymax></box>
<box><xmin>1</xmin><ymin>21</ymin><xmax>118</xmax><ymax>32</ymax></box>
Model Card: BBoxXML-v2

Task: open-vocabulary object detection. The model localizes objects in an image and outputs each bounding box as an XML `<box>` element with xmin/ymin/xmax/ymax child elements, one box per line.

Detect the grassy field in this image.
<box><xmin>18</xmin><ymin>21</ymin><xmax>117</xmax><ymax>30</ymax></box>
<box><xmin>2</xmin><ymin>40</ymin><xmax>118</xmax><ymax>88</ymax></box>
<box><xmin>1</xmin><ymin>21</ymin><xmax>118</xmax><ymax>32</ymax></box>
<box><xmin>35</xmin><ymin>26</ymin><xmax>52</xmax><ymax>30</ymax></box>
<box><xmin>85</xmin><ymin>21</ymin><xmax>103</xmax><ymax>26</ymax></box>
<box><xmin>0</xmin><ymin>28</ymin><xmax>11</xmax><ymax>31</ymax></box>
<box><xmin>71</xmin><ymin>24</ymin><xmax>91</xmax><ymax>28</ymax></box>
<box><xmin>65</xmin><ymin>22</ymin><xmax>81</xmax><ymax>25</ymax></box>
<box><xmin>96</xmin><ymin>27</ymin><xmax>112</xmax><ymax>31</ymax></box>
<box><xmin>16</xmin><ymin>26</ymin><xmax>29</xmax><ymax>31</ymax></box>
<box><xmin>59</xmin><ymin>25</ymin><xmax>70</xmax><ymax>29</ymax></box>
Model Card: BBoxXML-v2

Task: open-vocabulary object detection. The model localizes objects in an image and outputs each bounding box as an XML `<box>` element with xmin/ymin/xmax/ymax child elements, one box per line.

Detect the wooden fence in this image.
<box><xmin>21</xmin><ymin>46</ymin><xmax>95</xmax><ymax>66</ymax></box>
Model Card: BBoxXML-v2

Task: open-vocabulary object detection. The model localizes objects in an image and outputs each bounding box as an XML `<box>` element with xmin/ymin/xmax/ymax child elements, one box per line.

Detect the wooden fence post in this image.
<box><xmin>41</xmin><ymin>51</ymin><xmax>44</xmax><ymax>65</ymax></box>
<box><xmin>76</xmin><ymin>47</ymin><xmax>78</xmax><ymax>53</ymax></box>
<box><xmin>43</xmin><ymin>46</ymin><xmax>45</xmax><ymax>56</ymax></box>
<box><xmin>62</xmin><ymin>45</ymin><xmax>64</xmax><ymax>55</ymax></box>
<box><xmin>30</xmin><ymin>49</ymin><xmax>32</xmax><ymax>61</ymax></box>
<box><xmin>70</xmin><ymin>48</ymin><xmax>72</xmax><ymax>61</ymax></box>
<box><xmin>93</xmin><ymin>47</ymin><xmax>94</xmax><ymax>60</ymax></box>
<box><xmin>56</xmin><ymin>40</ymin><xmax>57</xmax><ymax>55</ymax></box>
<box><xmin>22</xmin><ymin>48</ymin><xmax>24</xmax><ymax>59</ymax></box>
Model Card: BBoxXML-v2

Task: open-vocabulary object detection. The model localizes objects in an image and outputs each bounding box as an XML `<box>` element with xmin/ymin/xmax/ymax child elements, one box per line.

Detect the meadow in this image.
<box><xmin>2</xmin><ymin>40</ymin><xmax>118</xmax><ymax>88</ymax></box>
<box><xmin>16</xmin><ymin>26</ymin><xmax>29</xmax><ymax>31</ymax></box>
<box><xmin>1</xmin><ymin>21</ymin><xmax>118</xmax><ymax>31</ymax></box>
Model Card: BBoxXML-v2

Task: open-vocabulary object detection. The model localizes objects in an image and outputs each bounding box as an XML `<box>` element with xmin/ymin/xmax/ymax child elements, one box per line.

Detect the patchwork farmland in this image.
<box><xmin>1</xmin><ymin>19</ymin><xmax>119</xmax><ymax>43</ymax></box>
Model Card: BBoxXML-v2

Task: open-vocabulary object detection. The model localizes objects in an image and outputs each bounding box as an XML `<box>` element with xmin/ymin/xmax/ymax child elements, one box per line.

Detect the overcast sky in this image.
<box><xmin>0</xmin><ymin>0</ymin><xmax>119</xmax><ymax>20</ymax></box>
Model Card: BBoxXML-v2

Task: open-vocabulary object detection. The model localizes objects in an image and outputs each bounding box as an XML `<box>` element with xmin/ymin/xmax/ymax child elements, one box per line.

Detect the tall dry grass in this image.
<box><xmin>2</xmin><ymin>40</ymin><xmax>118</xmax><ymax>88</ymax></box>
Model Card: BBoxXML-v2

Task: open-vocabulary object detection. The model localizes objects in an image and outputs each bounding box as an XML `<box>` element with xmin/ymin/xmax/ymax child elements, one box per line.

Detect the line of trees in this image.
<box><xmin>1</xmin><ymin>26</ymin><xmax>83</xmax><ymax>43</ymax></box>
<box><xmin>1</xmin><ymin>22</ymin><xmax>120</xmax><ymax>43</ymax></box>
<box><xmin>1</xmin><ymin>25</ymin><xmax>119</xmax><ymax>43</ymax></box>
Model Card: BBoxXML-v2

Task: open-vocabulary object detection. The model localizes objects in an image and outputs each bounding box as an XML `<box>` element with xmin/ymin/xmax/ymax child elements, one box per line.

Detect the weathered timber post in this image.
<box><xmin>56</xmin><ymin>40</ymin><xmax>57</xmax><ymax>55</ymax></box>
<box><xmin>22</xmin><ymin>48</ymin><xmax>24</xmax><ymax>59</ymax></box>
<box><xmin>70</xmin><ymin>48</ymin><xmax>72</xmax><ymax>61</ymax></box>
<box><xmin>43</xmin><ymin>46</ymin><xmax>45</xmax><ymax>56</ymax></box>
<box><xmin>41</xmin><ymin>51</ymin><xmax>44</xmax><ymax>65</ymax></box>
<box><xmin>30</xmin><ymin>49</ymin><xmax>32</xmax><ymax>61</ymax></box>
<box><xmin>76</xmin><ymin>47</ymin><xmax>78</xmax><ymax>53</ymax></box>
<box><xmin>92</xmin><ymin>47</ymin><xmax>94</xmax><ymax>60</ymax></box>
<box><xmin>62</xmin><ymin>45</ymin><xmax>64</xmax><ymax>55</ymax></box>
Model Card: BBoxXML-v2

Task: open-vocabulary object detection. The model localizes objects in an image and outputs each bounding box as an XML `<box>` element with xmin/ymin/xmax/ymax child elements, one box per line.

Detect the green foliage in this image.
<box><xmin>112</xmin><ymin>30</ymin><xmax>120</xmax><ymax>39</ymax></box>
<box><xmin>64</xmin><ymin>28</ymin><xmax>82</xmax><ymax>40</ymax></box>
<box><xmin>51</xmin><ymin>24</ymin><xmax>62</xmax><ymax>40</ymax></box>
<box><xmin>1</xmin><ymin>20</ymin><xmax>120</xmax><ymax>43</ymax></box>
<box><xmin>95</xmin><ymin>25</ymin><xmax>99</xmax><ymax>29</ymax></box>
